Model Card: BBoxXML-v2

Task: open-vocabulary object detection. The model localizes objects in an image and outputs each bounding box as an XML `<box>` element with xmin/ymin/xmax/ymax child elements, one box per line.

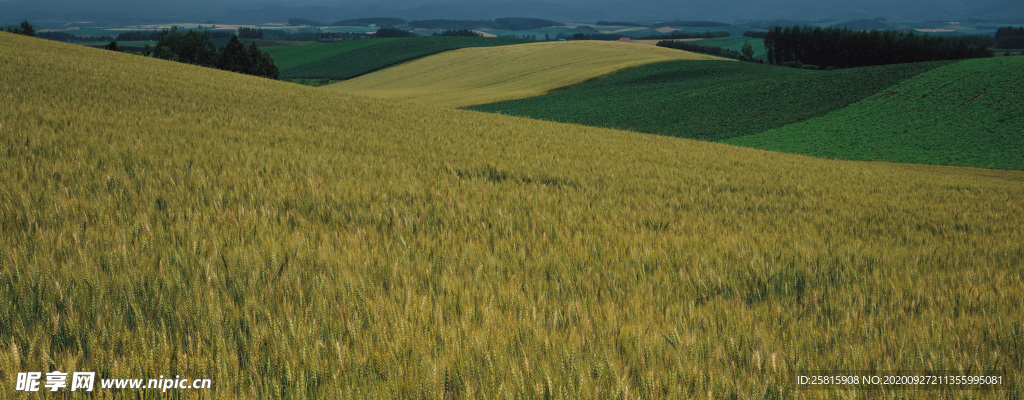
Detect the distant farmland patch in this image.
<box><xmin>280</xmin><ymin>36</ymin><xmax>531</xmax><ymax>81</ymax></box>
<box><xmin>264</xmin><ymin>38</ymin><xmax>399</xmax><ymax>70</ymax></box>
<box><xmin>470</xmin><ymin>59</ymin><xmax>948</xmax><ymax>141</ymax></box>
<box><xmin>327</xmin><ymin>40</ymin><xmax>727</xmax><ymax>107</ymax></box>
<box><xmin>691</xmin><ymin>36</ymin><xmax>768</xmax><ymax>60</ymax></box>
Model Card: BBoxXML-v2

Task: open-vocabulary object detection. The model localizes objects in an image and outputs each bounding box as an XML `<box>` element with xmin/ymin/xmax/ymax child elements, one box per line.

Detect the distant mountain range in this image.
<box><xmin>2</xmin><ymin>0</ymin><xmax>1022</xmax><ymax>27</ymax></box>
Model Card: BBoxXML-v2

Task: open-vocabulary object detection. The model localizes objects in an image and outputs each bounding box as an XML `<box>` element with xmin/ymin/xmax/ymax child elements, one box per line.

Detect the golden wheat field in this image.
<box><xmin>326</xmin><ymin>40</ymin><xmax>728</xmax><ymax>107</ymax></box>
<box><xmin>1</xmin><ymin>32</ymin><xmax>1023</xmax><ymax>399</ymax></box>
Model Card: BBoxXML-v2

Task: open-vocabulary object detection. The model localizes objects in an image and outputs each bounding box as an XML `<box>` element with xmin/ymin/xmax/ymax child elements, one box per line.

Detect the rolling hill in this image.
<box><xmin>727</xmin><ymin>56</ymin><xmax>1024</xmax><ymax>170</ymax></box>
<box><xmin>3</xmin><ymin>31</ymin><xmax>1024</xmax><ymax>398</ymax></box>
<box><xmin>279</xmin><ymin>36</ymin><xmax>531</xmax><ymax>82</ymax></box>
<box><xmin>690</xmin><ymin>36</ymin><xmax>768</xmax><ymax>60</ymax></box>
<box><xmin>326</xmin><ymin>40</ymin><xmax>729</xmax><ymax>107</ymax></box>
<box><xmin>263</xmin><ymin>38</ymin><xmax>400</xmax><ymax>70</ymax></box>
<box><xmin>470</xmin><ymin>59</ymin><xmax>950</xmax><ymax>141</ymax></box>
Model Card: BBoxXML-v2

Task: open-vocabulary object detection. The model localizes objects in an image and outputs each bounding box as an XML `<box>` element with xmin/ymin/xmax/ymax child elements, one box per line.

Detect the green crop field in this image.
<box><xmin>264</xmin><ymin>38</ymin><xmax>399</xmax><ymax>70</ymax></box>
<box><xmin>470</xmin><ymin>59</ymin><xmax>949</xmax><ymax>141</ymax></box>
<box><xmin>728</xmin><ymin>56</ymin><xmax>1024</xmax><ymax>170</ymax></box>
<box><xmin>691</xmin><ymin>36</ymin><xmax>768</xmax><ymax>60</ymax></box>
<box><xmin>3</xmin><ymin>32</ymin><xmax>1024</xmax><ymax>399</ymax></box>
<box><xmin>328</xmin><ymin>41</ymin><xmax>727</xmax><ymax>107</ymax></box>
<box><xmin>280</xmin><ymin>36</ymin><xmax>532</xmax><ymax>81</ymax></box>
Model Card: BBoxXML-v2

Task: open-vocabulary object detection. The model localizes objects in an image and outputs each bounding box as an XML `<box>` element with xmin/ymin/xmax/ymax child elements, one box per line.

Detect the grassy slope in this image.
<box><xmin>3</xmin><ymin>32</ymin><xmax>1024</xmax><ymax>398</ymax></box>
<box><xmin>263</xmin><ymin>38</ymin><xmax>399</xmax><ymax>70</ymax></box>
<box><xmin>280</xmin><ymin>36</ymin><xmax>531</xmax><ymax>80</ymax></box>
<box><xmin>327</xmin><ymin>41</ymin><xmax>729</xmax><ymax>107</ymax></box>
<box><xmin>728</xmin><ymin>56</ymin><xmax>1024</xmax><ymax>170</ymax></box>
<box><xmin>471</xmin><ymin>60</ymin><xmax>948</xmax><ymax>141</ymax></box>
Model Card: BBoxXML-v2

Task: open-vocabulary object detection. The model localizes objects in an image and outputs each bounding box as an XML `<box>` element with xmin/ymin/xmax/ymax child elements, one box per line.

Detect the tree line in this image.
<box><xmin>433</xmin><ymin>29</ymin><xmax>482</xmax><ymax>37</ymax></box>
<box><xmin>38</xmin><ymin>31</ymin><xmax>109</xmax><ymax>42</ymax></box>
<box><xmin>237</xmin><ymin>27</ymin><xmax>264</xmax><ymax>39</ymax></box>
<box><xmin>657</xmin><ymin>39</ymin><xmax>761</xmax><ymax>63</ymax></box>
<box><xmin>5</xmin><ymin>20</ymin><xmax>35</xmax><ymax>36</ymax></box>
<box><xmin>376</xmin><ymin>28</ymin><xmax>490</xmax><ymax>38</ymax></box>
<box><xmin>144</xmin><ymin>27</ymin><xmax>278</xmax><ymax>79</ymax></box>
<box><xmin>374</xmin><ymin>28</ymin><xmax>417</xmax><ymax>38</ymax></box>
<box><xmin>996</xmin><ymin>27</ymin><xmax>1024</xmax><ymax>49</ymax></box>
<box><xmin>764</xmin><ymin>25</ymin><xmax>993</xmax><ymax>69</ymax></box>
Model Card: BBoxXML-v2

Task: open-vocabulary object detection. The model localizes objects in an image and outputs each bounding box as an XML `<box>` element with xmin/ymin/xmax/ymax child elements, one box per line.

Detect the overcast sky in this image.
<box><xmin>2</xmin><ymin>0</ymin><xmax>1022</xmax><ymax>25</ymax></box>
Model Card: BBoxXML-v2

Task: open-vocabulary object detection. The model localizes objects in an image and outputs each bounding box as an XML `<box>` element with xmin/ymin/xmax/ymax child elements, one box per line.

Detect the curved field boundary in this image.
<box><xmin>727</xmin><ymin>56</ymin><xmax>1024</xmax><ymax>170</ymax></box>
<box><xmin>327</xmin><ymin>40</ymin><xmax>729</xmax><ymax>107</ymax></box>
<box><xmin>279</xmin><ymin>36</ymin><xmax>531</xmax><ymax>80</ymax></box>
<box><xmin>470</xmin><ymin>59</ymin><xmax>949</xmax><ymax>141</ymax></box>
<box><xmin>264</xmin><ymin>38</ymin><xmax>400</xmax><ymax>71</ymax></box>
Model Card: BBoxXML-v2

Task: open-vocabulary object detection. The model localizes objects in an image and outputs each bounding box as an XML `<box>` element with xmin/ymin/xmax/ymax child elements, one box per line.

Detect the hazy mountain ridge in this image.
<box><xmin>2</xmin><ymin>0</ymin><xmax>1022</xmax><ymax>26</ymax></box>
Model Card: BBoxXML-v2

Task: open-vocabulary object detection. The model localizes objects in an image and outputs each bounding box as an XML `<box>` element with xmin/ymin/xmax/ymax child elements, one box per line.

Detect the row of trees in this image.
<box><xmin>117</xmin><ymin>31</ymin><xmax>160</xmax><ymax>41</ymax></box>
<box><xmin>145</xmin><ymin>27</ymin><xmax>278</xmax><ymax>79</ymax></box>
<box><xmin>764</xmin><ymin>25</ymin><xmax>993</xmax><ymax>69</ymax></box>
<box><xmin>996</xmin><ymin>27</ymin><xmax>1024</xmax><ymax>49</ymax></box>
<box><xmin>435</xmin><ymin>29</ymin><xmax>482</xmax><ymax>37</ymax></box>
<box><xmin>38</xmin><ymin>31</ymin><xmax>103</xmax><ymax>42</ymax></box>
<box><xmin>374</xmin><ymin>28</ymin><xmax>416</xmax><ymax>38</ymax></box>
<box><xmin>657</xmin><ymin>40</ymin><xmax>743</xmax><ymax>59</ymax></box>
<box><xmin>237</xmin><ymin>27</ymin><xmax>264</xmax><ymax>39</ymax></box>
<box><xmin>5</xmin><ymin>20</ymin><xmax>35</xmax><ymax>36</ymax></box>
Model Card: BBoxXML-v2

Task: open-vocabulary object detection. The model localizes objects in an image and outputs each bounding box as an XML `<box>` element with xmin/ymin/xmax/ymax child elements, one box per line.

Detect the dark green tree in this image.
<box><xmin>217</xmin><ymin>34</ymin><xmax>251</xmax><ymax>74</ymax></box>
<box><xmin>247</xmin><ymin>41</ymin><xmax>280</xmax><ymax>79</ymax></box>
<box><xmin>995</xmin><ymin>27</ymin><xmax>1024</xmax><ymax>49</ymax></box>
<box><xmin>764</xmin><ymin>24</ymin><xmax>993</xmax><ymax>69</ymax></box>
<box><xmin>104</xmin><ymin>40</ymin><xmax>121</xmax><ymax>51</ymax></box>
<box><xmin>155</xmin><ymin>26</ymin><xmax>216</xmax><ymax>67</ymax></box>
<box><xmin>740</xmin><ymin>40</ymin><xmax>755</xmax><ymax>62</ymax></box>
<box><xmin>153</xmin><ymin>45</ymin><xmax>178</xmax><ymax>61</ymax></box>
<box><xmin>237</xmin><ymin>27</ymin><xmax>264</xmax><ymax>39</ymax></box>
<box><xmin>19</xmin><ymin>20</ymin><xmax>35</xmax><ymax>37</ymax></box>
<box><xmin>375</xmin><ymin>28</ymin><xmax>416</xmax><ymax>38</ymax></box>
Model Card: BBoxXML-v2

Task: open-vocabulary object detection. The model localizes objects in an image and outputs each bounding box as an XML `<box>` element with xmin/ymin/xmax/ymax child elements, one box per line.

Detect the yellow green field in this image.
<box><xmin>326</xmin><ymin>40</ymin><xmax>728</xmax><ymax>107</ymax></box>
<box><xmin>2</xmin><ymin>32</ymin><xmax>1023</xmax><ymax>398</ymax></box>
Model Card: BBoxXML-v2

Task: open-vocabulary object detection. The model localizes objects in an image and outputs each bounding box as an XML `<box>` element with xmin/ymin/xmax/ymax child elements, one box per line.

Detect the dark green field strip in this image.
<box><xmin>280</xmin><ymin>36</ymin><xmax>532</xmax><ymax>80</ymax></box>
<box><xmin>694</xmin><ymin>37</ymin><xmax>768</xmax><ymax>60</ymax></box>
<box><xmin>264</xmin><ymin>38</ymin><xmax>399</xmax><ymax>71</ymax></box>
<box><xmin>469</xmin><ymin>60</ymin><xmax>949</xmax><ymax>141</ymax></box>
<box><xmin>727</xmin><ymin>56</ymin><xmax>1024</xmax><ymax>170</ymax></box>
